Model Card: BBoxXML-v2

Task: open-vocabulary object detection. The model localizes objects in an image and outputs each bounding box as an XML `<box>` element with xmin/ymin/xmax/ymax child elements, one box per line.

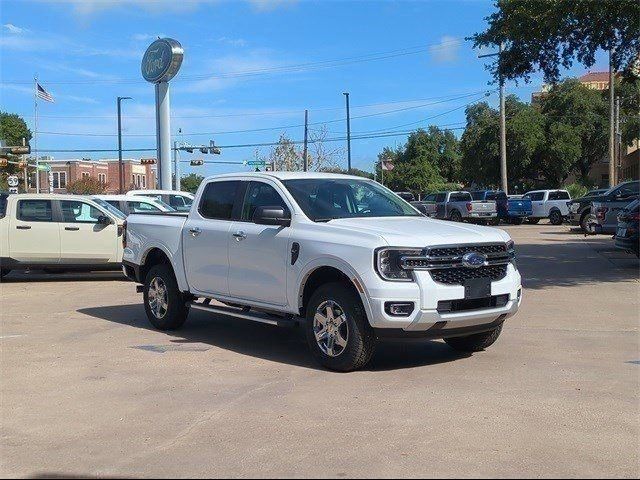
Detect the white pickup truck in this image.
<box><xmin>123</xmin><ymin>172</ymin><xmax>522</xmax><ymax>371</ymax></box>
<box><xmin>0</xmin><ymin>193</ymin><xmax>126</xmax><ymax>278</ymax></box>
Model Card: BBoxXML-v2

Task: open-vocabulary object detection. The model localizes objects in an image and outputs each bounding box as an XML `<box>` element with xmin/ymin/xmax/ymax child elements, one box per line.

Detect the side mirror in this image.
<box><xmin>253</xmin><ymin>206</ymin><xmax>291</xmax><ymax>227</ymax></box>
<box><xmin>97</xmin><ymin>215</ymin><xmax>112</xmax><ymax>225</ymax></box>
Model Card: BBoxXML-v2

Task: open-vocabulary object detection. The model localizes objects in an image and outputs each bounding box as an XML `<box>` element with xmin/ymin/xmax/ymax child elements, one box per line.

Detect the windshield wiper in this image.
<box><xmin>314</xmin><ymin>218</ymin><xmax>334</xmax><ymax>222</ymax></box>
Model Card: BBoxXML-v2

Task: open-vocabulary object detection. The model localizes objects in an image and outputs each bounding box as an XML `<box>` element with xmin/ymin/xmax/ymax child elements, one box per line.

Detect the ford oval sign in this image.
<box><xmin>461</xmin><ymin>252</ymin><xmax>487</xmax><ymax>269</ymax></box>
<box><xmin>141</xmin><ymin>38</ymin><xmax>184</xmax><ymax>83</ymax></box>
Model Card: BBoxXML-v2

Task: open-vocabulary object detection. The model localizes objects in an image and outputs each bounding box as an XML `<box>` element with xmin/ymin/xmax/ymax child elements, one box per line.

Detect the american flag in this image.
<box><xmin>381</xmin><ymin>160</ymin><xmax>394</xmax><ymax>171</ymax></box>
<box><xmin>36</xmin><ymin>83</ymin><xmax>54</xmax><ymax>103</ymax></box>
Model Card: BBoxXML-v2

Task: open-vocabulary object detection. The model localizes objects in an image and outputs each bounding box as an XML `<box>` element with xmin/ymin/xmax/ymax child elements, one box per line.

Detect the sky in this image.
<box><xmin>0</xmin><ymin>0</ymin><xmax>609</xmax><ymax>178</ymax></box>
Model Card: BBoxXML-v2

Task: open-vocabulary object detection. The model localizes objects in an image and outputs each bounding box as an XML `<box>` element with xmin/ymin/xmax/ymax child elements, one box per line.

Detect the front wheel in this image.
<box><xmin>305</xmin><ymin>282</ymin><xmax>375</xmax><ymax>372</ymax></box>
<box><xmin>549</xmin><ymin>210</ymin><xmax>563</xmax><ymax>225</ymax></box>
<box><xmin>143</xmin><ymin>264</ymin><xmax>189</xmax><ymax>330</ymax></box>
<box><xmin>444</xmin><ymin>324</ymin><xmax>503</xmax><ymax>352</ymax></box>
<box><xmin>527</xmin><ymin>218</ymin><xmax>540</xmax><ymax>224</ymax></box>
<box><xmin>580</xmin><ymin>212</ymin><xmax>596</xmax><ymax>233</ymax></box>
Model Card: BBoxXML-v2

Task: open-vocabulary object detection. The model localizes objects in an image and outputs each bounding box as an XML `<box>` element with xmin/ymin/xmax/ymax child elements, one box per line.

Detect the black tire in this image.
<box><xmin>444</xmin><ymin>324</ymin><xmax>503</xmax><ymax>352</ymax></box>
<box><xmin>489</xmin><ymin>217</ymin><xmax>500</xmax><ymax>226</ymax></box>
<box><xmin>510</xmin><ymin>217</ymin><xmax>524</xmax><ymax>225</ymax></box>
<box><xmin>450</xmin><ymin>210</ymin><xmax>462</xmax><ymax>222</ymax></box>
<box><xmin>549</xmin><ymin>209</ymin><xmax>563</xmax><ymax>225</ymax></box>
<box><xmin>527</xmin><ymin>218</ymin><xmax>540</xmax><ymax>224</ymax></box>
<box><xmin>305</xmin><ymin>282</ymin><xmax>375</xmax><ymax>372</ymax></box>
<box><xmin>143</xmin><ymin>263</ymin><xmax>189</xmax><ymax>331</ymax></box>
<box><xmin>580</xmin><ymin>211</ymin><xmax>596</xmax><ymax>233</ymax></box>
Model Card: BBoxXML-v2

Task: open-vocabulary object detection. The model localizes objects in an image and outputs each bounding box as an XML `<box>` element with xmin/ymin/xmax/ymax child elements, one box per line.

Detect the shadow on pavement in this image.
<box><xmin>1</xmin><ymin>270</ymin><xmax>127</xmax><ymax>283</ymax></box>
<box><xmin>78</xmin><ymin>303</ymin><xmax>471</xmax><ymax>372</ymax></box>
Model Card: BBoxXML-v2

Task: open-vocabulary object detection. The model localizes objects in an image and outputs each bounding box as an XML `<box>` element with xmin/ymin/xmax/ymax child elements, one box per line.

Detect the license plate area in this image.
<box><xmin>464</xmin><ymin>277</ymin><xmax>491</xmax><ymax>299</ymax></box>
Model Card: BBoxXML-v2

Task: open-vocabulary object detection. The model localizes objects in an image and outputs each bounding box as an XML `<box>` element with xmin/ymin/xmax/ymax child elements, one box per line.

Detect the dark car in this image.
<box><xmin>470</xmin><ymin>190</ymin><xmax>532</xmax><ymax>225</ymax></box>
<box><xmin>395</xmin><ymin>191</ymin><xmax>415</xmax><ymax>202</ymax></box>
<box><xmin>614</xmin><ymin>199</ymin><xmax>639</xmax><ymax>257</ymax></box>
<box><xmin>568</xmin><ymin>181</ymin><xmax>639</xmax><ymax>233</ymax></box>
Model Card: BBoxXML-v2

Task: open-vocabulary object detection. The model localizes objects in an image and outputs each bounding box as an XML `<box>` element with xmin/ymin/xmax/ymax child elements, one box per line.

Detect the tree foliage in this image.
<box><xmin>472</xmin><ymin>0</ymin><xmax>640</xmax><ymax>84</ymax></box>
<box><xmin>66</xmin><ymin>177</ymin><xmax>109</xmax><ymax>195</ymax></box>
<box><xmin>0</xmin><ymin>112</ymin><xmax>32</xmax><ymax>179</ymax></box>
<box><xmin>180</xmin><ymin>173</ymin><xmax>204</xmax><ymax>193</ymax></box>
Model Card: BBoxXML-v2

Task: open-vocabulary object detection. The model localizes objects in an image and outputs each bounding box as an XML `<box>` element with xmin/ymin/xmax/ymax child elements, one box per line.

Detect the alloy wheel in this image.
<box><xmin>313</xmin><ymin>300</ymin><xmax>349</xmax><ymax>357</ymax></box>
<box><xmin>148</xmin><ymin>276</ymin><xmax>168</xmax><ymax>319</ymax></box>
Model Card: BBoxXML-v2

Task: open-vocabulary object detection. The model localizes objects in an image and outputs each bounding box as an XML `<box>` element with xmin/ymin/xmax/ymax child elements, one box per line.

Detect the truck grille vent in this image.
<box><xmin>430</xmin><ymin>264</ymin><xmax>508</xmax><ymax>285</ymax></box>
<box><xmin>427</xmin><ymin>244</ymin><xmax>507</xmax><ymax>258</ymax></box>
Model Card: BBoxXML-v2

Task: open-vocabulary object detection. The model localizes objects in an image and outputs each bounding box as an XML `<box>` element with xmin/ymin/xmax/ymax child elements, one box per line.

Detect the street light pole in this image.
<box><xmin>343</xmin><ymin>92</ymin><xmax>351</xmax><ymax>172</ymax></box>
<box><xmin>117</xmin><ymin>96</ymin><xmax>132</xmax><ymax>194</ymax></box>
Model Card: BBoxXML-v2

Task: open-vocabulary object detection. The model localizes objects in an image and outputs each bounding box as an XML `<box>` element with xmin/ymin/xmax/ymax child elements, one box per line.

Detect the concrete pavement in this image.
<box><xmin>0</xmin><ymin>224</ymin><xmax>638</xmax><ymax>478</ymax></box>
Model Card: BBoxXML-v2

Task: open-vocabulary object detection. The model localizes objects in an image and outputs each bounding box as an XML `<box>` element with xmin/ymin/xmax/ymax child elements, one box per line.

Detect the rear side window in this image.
<box><xmin>128</xmin><ymin>201</ymin><xmax>161</xmax><ymax>213</ymax></box>
<box><xmin>528</xmin><ymin>192</ymin><xmax>545</xmax><ymax>201</ymax></box>
<box><xmin>241</xmin><ymin>182</ymin><xmax>288</xmax><ymax>222</ymax></box>
<box><xmin>614</xmin><ymin>182</ymin><xmax>639</xmax><ymax>198</ymax></box>
<box><xmin>17</xmin><ymin>200</ymin><xmax>53</xmax><ymax>222</ymax></box>
<box><xmin>450</xmin><ymin>192</ymin><xmax>472</xmax><ymax>202</ymax></box>
<box><xmin>199</xmin><ymin>181</ymin><xmax>240</xmax><ymax>220</ymax></box>
<box><xmin>556</xmin><ymin>191</ymin><xmax>570</xmax><ymax>200</ymax></box>
<box><xmin>471</xmin><ymin>192</ymin><xmax>484</xmax><ymax>201</ymax></box>
<box><xmin>435</xmin><ymin>193</ymin><xmax>447</xmax><ymax>202</ymax></box>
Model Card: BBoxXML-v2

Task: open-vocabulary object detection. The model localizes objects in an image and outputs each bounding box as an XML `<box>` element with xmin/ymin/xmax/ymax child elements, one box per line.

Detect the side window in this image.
<box><xmin>615</xmin><ymin>182</ymin><xmax>639</xmax><ymax>198</ymax></box>
<box><xmin>435</xmin><ymin>193</ymin><xmax>447</xmax><ymax>203</ymax></box>
<box><xmin>241</xmin><ymin>181</ymin><xmax>288</xmax><ymax>222</ymax></box>
<box><xmin>60</xmin><ymin>200</ymin><xmax>103</xmax><ymax>223</ymax></box>
<box><xmin>199</xmin><ymin>181</ymin><xmax>241</xmax><ymax>220</ymax></box>
<box><xmin>106</xmin><ymin>201</ymin><xmax>121</xmax><ymax>210</ymax></box>
<box><xmin>471</xmin><ymin>192</ymin><xmax>484</xmax><ymax>201</ymax></box>
<box><xmin>556</xmin><ymin>191</ymin><xmax>570</xmax><ymax>200</ymax></box>
<box><xmin>168</xmin><ymin>195</ymin><xmax>186</xmax><ymax>208</ymax></box>
<box><xmin>530</xmin><ymin>192</ymin><xmax>544</xmax><ymax>201</ymax></box>
<box><xmin>425</xmin><ymin>194</ymin><xmax>436</xmax><ymax>202</ymax></box>
<box><xmin>128</xmin><ymin>201</ymin><xmax>160</xmax><ymax>213</ymax></box>
<box><xmin>18</xmin><ymin>200</ymin><xmax>53</xmax><ymax>222</ymax></box>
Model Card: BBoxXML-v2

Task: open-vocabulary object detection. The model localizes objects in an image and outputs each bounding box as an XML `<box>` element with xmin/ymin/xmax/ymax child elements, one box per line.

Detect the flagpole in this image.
<box><xmin>34</xmin><ymin>76</ymin><xmax>39</xmax><ymax>194</ymax></box>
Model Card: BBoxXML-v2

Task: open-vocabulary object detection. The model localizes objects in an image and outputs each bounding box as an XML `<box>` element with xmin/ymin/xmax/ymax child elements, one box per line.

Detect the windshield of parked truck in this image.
<box><xmin>92</xmin><ymin>198</ymin><xmax>127</xmax><ymax>220</ymax></box>
<box><xmin>283</xmin><ymin>178</ymin><xmax>420</xmax><ymax>221</ymax></box>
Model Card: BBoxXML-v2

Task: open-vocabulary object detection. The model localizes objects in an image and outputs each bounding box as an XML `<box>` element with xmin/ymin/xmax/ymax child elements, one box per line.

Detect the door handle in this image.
<box><xmin>16</xmin><ymin>225</ymin><xmax>31</xmax><ymax>230</ymax></box>
<box><xmin>65</xmin><ymin>226</ymin><xmax>80</xmax><ymax>231</ymax></box>
<box><xmin>189</xmin><ymin>227</ymin><xmax>202</xmax><ymax>237</ymax></box>
<box><xmin>233</xmin><ymin>230</ymin><xmax>247</xmax><ymax>241</ymax></box>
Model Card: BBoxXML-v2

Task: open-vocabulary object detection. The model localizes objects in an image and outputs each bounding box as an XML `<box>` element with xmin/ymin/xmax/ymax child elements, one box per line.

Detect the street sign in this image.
<box><xmin>141</xmin><ymin>38</ymin><xmax>184</xmax><ymax>83</ymax></box>
<box><xmin>247</xmin><ymin>160</ymin><xmax>266</xmax><ymax>166</ymax></box>
<box><xmin>1</xmin><ymin>146</ymin><xmax>30</xmax><ymax>155</ymax></box>
<box><xmin>37</xmin><ymin>163</ymin><xmax>51</xmax><ymax>171</ymax></box>
<box><xmin>8</xmin><ymin>187</ymin><xmax>18</xmax><ymax>194</ymax></box>
<box><xmin>7</xmin><ymin>175</ymin><xmax>19</xmax><ymax>188</ymax></box>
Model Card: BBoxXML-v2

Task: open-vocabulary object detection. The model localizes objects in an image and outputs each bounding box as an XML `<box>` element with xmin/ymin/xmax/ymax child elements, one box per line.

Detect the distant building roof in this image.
<box><xmin>579</xmin><ymin>71</ymin><xmax>614</xmax><ymax>83</ymax></box>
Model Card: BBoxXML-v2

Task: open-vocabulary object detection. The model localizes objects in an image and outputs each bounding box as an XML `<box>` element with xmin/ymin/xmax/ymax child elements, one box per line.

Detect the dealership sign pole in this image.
<box><xmin>141</xmin><ymin>38</ymin><xmax>183</xmax><ymax>190</ymax></box>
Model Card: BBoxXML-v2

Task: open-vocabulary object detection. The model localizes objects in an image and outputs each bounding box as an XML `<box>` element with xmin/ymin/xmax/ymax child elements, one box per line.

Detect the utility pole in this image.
<box><xmin>173</xmin><ymin>128</ymin><xmax>182</xmax><ymax>190</ymax></box>
<box><xmin>343</xmin><ymin>92</ymin><xmax>352</xmax><ymax>172</ymax></box>
<box><xmin>608</xmin><ymin>49</ymin><xmax>616</xmax><ymax>187</ymax></box>
<box><xmin>303</xmin><ymin>110</ymin><xmax>309</xmax><ymax>172</ymax></box>
<box><xmin>615</xmin><ymin>96</ymin><xmax>621</xmax><ymax>182</ymax></box>
<box><xmin>479</xmin><ymin>43</ymin><xmax>508</xmax><ymax>194</ymax></box>
<box><xmin>117</xmin><ymin>96</ymin><xmax>132</xmax><ymax>194</ymax></box>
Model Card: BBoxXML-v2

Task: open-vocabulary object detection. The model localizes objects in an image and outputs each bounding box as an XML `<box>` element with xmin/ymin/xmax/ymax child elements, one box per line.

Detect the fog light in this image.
<box><xmin>384</xmin><ymin>302</ymin><xmax>414</xmax><ymax>317</ymax></box>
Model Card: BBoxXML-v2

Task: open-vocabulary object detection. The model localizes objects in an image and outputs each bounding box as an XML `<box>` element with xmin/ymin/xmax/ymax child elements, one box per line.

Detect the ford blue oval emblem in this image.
<box><xmin>462</xmin><ymin>252</ymin><xmax>487</xmax><ymax>269</ymax></box>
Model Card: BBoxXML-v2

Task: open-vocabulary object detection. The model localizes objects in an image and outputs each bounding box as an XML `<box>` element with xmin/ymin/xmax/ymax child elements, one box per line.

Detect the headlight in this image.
<box><xmin>375</xmin><ymin>247</ymin><xmax>422</xmax><ymax>282</ymax></box>
<box><xmin>506</xmin><ymin>240</ymin><xmax>517</xmax><ymax>268</ymax></box>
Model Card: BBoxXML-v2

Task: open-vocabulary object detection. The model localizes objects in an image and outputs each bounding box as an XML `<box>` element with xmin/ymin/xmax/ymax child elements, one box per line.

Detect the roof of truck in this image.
<box><xmin>209</xmin><ymin>171</ymin><xmax>369</xmax><ymax>181</ymax></box>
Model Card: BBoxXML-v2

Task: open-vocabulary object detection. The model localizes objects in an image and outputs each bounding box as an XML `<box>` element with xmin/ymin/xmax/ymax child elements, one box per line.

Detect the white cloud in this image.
<box><xmin>132</xmin><ymin>33</ymin><xmax>166</xmax><ymax>42</ymax></box>
<box><xmin>247</xmin><ymin>0</ymin><xmax>296</xmax><ymax>12</ymax></box>
<box><xmin>3</xmin><ymin>23</ymin><xmax>28</xmax><ymax>34</ymax></box>
<box><xmin>218</xmin><ymin>37</ymin><xmax>247</xmax><ymax>47</ymax></box>
<box><xmin>429</xmin><ymin>36</ymin><xmax>462</xmax><ymax>64</ymax></box>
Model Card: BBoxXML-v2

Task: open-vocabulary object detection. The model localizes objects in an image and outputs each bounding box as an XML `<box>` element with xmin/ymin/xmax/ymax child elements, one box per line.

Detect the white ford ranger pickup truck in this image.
<box><xmin>123</xmin><ymin>172</ymin><xmax>522</xmax><ymax>371</ymax></box>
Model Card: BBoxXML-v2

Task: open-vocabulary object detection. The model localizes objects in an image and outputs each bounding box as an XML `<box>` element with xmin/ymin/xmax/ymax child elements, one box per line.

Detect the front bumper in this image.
<box><xmin>365</xmin><ymin>263</ymin><xmax>521</xmax><ymax>335</ymax></box>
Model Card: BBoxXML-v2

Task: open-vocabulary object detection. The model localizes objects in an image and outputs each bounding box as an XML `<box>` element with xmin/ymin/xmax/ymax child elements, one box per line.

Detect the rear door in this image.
<box><xmin>182</xmin><ymin>180</ymin><xmax>241</xmax><ymax>296</ymax></box>
<box><xmin>527</xmin><ymin>192</ymin><xmax>546</xmax><ymax>217</ymax></box>
<box><xmin>227</xmin><ymin>180</ymin><xmax>292</xmax><ymax>306</ymax></box>
<box><xmin>58</xmin><ymin>199</ymin><xmax>118</xmax><ymax>264</ymax></box>
<box><xmin>435</xmin><ymin>193</ymin><xmax>447</xmax><ymax>218</ymax></box>
<box><xmin>9</xmin><ymin>199</ymin><xmax>60</xmax><ymax>264</ymax></box>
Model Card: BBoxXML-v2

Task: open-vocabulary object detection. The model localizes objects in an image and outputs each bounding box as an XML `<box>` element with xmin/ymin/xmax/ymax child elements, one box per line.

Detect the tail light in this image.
<box><xmin>466</xmin><ymin>202</ymin><xmax>472</xmax><ymax>212</ymax></box>
<box><xmin>595</xmin><ymin>206</ymin><xmax>608</xmax><ymax>221</ymax></box>
<box><xmin>122</xmin><ymin>220</ymin><xmax>127</xmax><ymax>248</ymax></box>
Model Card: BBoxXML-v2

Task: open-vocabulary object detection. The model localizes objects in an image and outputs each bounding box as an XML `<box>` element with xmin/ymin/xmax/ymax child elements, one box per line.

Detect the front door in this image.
<box><xmin>9</xmin><ymin>199</ymin><xmax>60</xmax><ymax>263</ymax></box>
<box><xmin>228</xmin><ymin>181</ymin><xmax>291</xmax><ymax>306</ymax></box>
<box><xmin>182</xmin><ymin>180</ymin><xmax>241</xmax><ymax>296</ymax></box>
<box><xmin>528</xmin><ymin>192</ymin><xmax>546</xmax><ymax>217</ymax></box>
<box><xmin>58</xmin><ymin>200</ymin><xmax>118</xmax><ymax>263</ymax></box>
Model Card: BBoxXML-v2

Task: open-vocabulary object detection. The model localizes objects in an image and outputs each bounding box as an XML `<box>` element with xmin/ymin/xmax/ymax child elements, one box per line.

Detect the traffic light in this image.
<box><xmin>0</xmin><ymin>145</ymin><xmax>30</xmax><ymax>156</ymax></box>
<box><xmin>140</xmin><ymin>158</ymin><xmax>157</xmax><ymax>165</ymax></box>
<box><xmin>190</xmin><ymin>159</ymin><xmax>204</xmax><ymax>166</ymax></box>
<box><xmin>0</xmin><ymin>158</ymin><xmax>7</xmax><ymax>167</ymax></box>
<box><xmin>185</xmin><ymin>147</ymin><xmax>194</xmax><ymax>153</ymax></box>
<box><xmin>17</xmin><ymin>160</ymin><xmax>28</xmax><ymax>169</ymax></box>
<box><xmin>209</xmin><ymin>140</ymin><xmax>221</xmax><ymax>155</ymax></box>
<box><xmin>199</xmin><ymin>147</ymin><xmax>208</xmax><ymax>154</ymax></box>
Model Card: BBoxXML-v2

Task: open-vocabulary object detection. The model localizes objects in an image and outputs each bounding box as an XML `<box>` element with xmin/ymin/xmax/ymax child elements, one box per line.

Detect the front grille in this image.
<box><xmin>430</xmin><ymin>264</ymin><xmax>508</xmax><ymax>285</ymax></box>
<box><xmin>437</xmin><ymin>294</ymin><xmax>509</xmax><ymax>313</ymax></box>
<box><xmin>427</xmin><ymin>244</ymin><xmax>507</xmax><ymax>258</ymax></box>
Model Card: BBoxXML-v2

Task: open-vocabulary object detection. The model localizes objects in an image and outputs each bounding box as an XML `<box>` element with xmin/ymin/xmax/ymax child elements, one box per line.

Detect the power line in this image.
<box><xmin>1</xmin><ymin>38</ymin><xmax>465</xmax><ymax>86</ymax></box>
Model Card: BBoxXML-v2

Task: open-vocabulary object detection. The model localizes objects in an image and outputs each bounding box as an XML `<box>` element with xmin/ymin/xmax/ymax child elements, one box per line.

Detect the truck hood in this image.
<box><xmin>327</xmin><ymin>216</ymin><xmax>510</xmax><ymax>247</ymax></box>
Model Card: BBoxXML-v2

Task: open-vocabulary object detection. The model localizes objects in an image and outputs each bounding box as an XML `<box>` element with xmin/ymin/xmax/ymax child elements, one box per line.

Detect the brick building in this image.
<box><xmin>27</xmin><ymin>158</ymin><xmax>157</xmax><ymax>194</ymax></box>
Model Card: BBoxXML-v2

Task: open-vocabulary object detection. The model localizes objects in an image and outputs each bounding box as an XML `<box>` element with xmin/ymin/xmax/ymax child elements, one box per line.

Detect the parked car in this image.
<box><xmin>0</xmin><ymin>194</ymin><xmax>126</xmax><ymax>278</ymax></box>
<box><xmin>394</xmin><ymin>191</ymin><xmax>415</xmax><ymax>202</ymax></box>
<box><xmin>522</xmin><ymin>189</ymin><xmax>571</xmax><ymax>225</ymax></box>
<box><xmin>123</xmin><ymin>172</ymin><xmax>522</xmax><ymax>372</ymax></box>
<box><xmin>94</xmin><ymin>194</ymin><xmax>175</xmax><ymax>215</ymax></box>
<box><xmin>432</xmin><ymin>191</ymin><xmax>497</xmax><ymax>224</ymax></box>
<box><xmin>591</xmin><ymin>181</ymin><xmax>640</xmax><ymax>234</ymax></box>
<box><xmin>614</xmin><ymin>199</ymin><xmax>639</xmax><ymax>257</ymax></box>
<box><xmin>569</xmin><ymin>181</ymin><xmax>639</xmax><ymax>233</ymax></box>
<box><xmin>127</xmin><ymin>189</ymin><xmax>194</xmax><ymax>212</ymax></box>
<box><xmin>471</xmin><ymin>190</ymin><xmax>533</xmax><ymax>225</ymax></box>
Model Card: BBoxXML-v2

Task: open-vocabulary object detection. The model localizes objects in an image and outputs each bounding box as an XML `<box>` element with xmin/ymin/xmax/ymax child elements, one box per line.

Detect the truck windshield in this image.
<box><xmin>283</xmin><ymin>178</ymin><xmax>420</xmax><ymax>222</ymax></box>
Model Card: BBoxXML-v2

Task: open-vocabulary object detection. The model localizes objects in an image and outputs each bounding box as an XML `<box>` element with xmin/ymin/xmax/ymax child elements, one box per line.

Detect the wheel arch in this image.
<box><xmin>140</xmin><ymin>247</ymin><xmax>174</xmax><ymax>284</ymax></box>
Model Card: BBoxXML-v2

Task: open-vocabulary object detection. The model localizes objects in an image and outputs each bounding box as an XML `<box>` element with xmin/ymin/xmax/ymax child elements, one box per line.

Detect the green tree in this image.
<box><xmin>180</xmin><ymin>173</ymin><xmax>204</xmax><ymax>193</ymax></box>
<box><xmin>66</xmin><ymin>177</ymin><xmax>109</xmax><ymax>195</ymax></box>
<box><xmin>471</xmin><ymin>0</ymin><xmax>640</xmax><ymax>84</ymax></box>
<box><xmin>0</xmin><ymin>112</ymin><xmax>32</xmax><ymax>187</ymax></box>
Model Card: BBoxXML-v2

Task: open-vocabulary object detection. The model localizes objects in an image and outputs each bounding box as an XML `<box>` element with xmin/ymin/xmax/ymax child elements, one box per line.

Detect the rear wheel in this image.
<box><xmin>510</xmin><ymin>217</ymin><xmax>524</xmax><ymax>225</ymax></box>
<box><xmin>444</xmin><ymin>324</ymin><xmax>503</xmax><ymax>352</ymax></box>
<box><xmin>143</xmin><ymin>263</ymin><xmax>189</xmax><ymax>330</ymax></box>
<box><xmin>489</xmin><ymin>217</ymin><xmax>500</xmax><ymax>226</ymax></box>
<box><xmin>450</xmin><ymin>210</ymin><xmax>462</xmax><ymax>222</ymax></box>
<box><xmin>305</xmin><ymin>282</ymin><xmax>375</xmax><ymax>372</ymax></box>
<box><xmin>527</xmin><ymin>218</ymin><xmax>540</xmax><ymax>224</ymax></box>
<box><xmin>580</xmin><ymin>211</ymin><xmax>596</xmax><ymax>233</ymax></box>
<box><xmin>549</xmin><ymin>210</ymin><xmax>563</xmax><ymax>225</ymax></box>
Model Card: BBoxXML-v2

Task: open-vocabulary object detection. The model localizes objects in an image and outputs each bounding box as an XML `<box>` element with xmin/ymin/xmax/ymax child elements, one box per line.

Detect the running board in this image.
<box><xmin>187</xmin><ymin>301</ymin><xmax>299</xmax><ymax>328</ymax></box>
